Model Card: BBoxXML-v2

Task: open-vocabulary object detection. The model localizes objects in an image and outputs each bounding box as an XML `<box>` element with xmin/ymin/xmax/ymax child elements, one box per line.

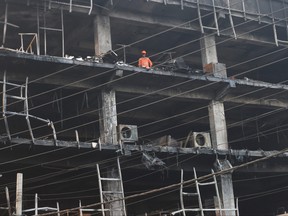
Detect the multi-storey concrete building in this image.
<box><xmin>1</xmin><ymin>0</ymin><xmax>288</xmax><ymax>215</ymax></box>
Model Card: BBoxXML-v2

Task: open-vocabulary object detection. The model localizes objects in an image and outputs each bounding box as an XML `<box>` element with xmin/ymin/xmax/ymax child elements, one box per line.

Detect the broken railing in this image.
<box><xmin>1</xmin><ymin>72</ymin><xmax>57</xmax><ymax>145</ymax></box>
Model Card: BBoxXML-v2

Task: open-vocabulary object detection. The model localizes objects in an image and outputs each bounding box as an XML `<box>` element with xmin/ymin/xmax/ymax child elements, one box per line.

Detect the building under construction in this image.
<box><xmin>1</xmin><ymin>0</ymin><xmax>288</xmax><ymax>215</ymax></box>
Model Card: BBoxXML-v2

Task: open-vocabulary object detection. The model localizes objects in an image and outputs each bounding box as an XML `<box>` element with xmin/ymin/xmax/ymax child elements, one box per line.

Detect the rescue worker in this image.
<box><xmin>138</xmin><ymin>50</ymin><xmax>153</xmax><ymax>69</ymax></box>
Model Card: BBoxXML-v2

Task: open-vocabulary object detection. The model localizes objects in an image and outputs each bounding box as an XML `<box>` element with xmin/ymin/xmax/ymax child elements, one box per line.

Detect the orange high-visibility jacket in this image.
<box><xmin>138</xmin><ymin>57</ymin><xmax>153</xmax><ymax>68</ymax></box>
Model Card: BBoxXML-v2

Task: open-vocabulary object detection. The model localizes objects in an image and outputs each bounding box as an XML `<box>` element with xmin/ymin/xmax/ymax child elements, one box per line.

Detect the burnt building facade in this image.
<box><xmin>1</xmin><ymin>0</ymin><xmax>288</xmax><ymax>215</ymax></box>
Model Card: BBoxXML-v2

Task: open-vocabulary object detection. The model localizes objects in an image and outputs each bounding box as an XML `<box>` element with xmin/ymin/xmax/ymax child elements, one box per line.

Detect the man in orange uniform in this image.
<box><xmin>138</xmin><ymin>50</ymin><xmax>153</xmax><ymax>69</ymax></box>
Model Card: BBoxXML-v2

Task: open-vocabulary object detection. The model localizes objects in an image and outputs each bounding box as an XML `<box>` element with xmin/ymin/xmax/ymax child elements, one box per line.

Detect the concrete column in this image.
<box><xmin>201</xmin><ymin>35</ymin><xmax>235</xmax><ymax>215</ymax></box>
<box><xmin>209</xmin><ymin>102</ymin><xmax>235</xmax><ymax>215</ymax></box>
<box><xmin>215</xmin><ymin>160</ymin><xmax>236</xmax><ymax>216</ymax></box>
<box><xmin>94</xmin><ymin>14</ymin><xmax>112</xmax><ymax>56</ymax></box>
<box><xmin>105</xmin><ymin>168</ymin><xmax>124</xmax><ymax>216</ymax></box>
<box><xmin>200</xmin><ymin>34</ymin><xmax>218</xmax><ymax>65</ymax></box>
<box><xmin>208</xmin><ymin>100</ymin><xmax>228</xmax><ymax>150</ymax></box>
<box><xmin>98</xmin><ymin>89</ymin><xmax>118</xmax><ymax>144</ymax></box>
<box><xmin>220</xmin><ymin>174</ymin><xmax>236</xmax><ymax>214</ymax></box>
<box><xmin>200</xmin><ymin>35</ymin><xmax>227</xmax><ymax>78</ymax></box>
<box><xmin>201</xmin><ymin>35</ymin><xmax>228</xmax><ymax>150</ymax></box>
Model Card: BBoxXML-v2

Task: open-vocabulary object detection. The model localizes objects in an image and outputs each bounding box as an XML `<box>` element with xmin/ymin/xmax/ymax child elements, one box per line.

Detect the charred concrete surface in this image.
<box><xmin>1</xmin><ymin>0</ymin><xmax>288</xmax><ymax>215</ymax></box>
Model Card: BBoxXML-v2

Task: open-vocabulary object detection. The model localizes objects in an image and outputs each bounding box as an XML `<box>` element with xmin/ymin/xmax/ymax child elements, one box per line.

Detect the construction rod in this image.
<box><xmin>5</xmin><ymin>187</ymin><xmax>12</xmax><ymax>216</ymax></box>
<box><xmin>35</xmin><ymin>193</ymin><xmax>38</xmax><ymax>216</ymax></box>
<box><xmin>2</xmin><ymin>3</ymin><xmax>8</xmax><ymax>46</ymax></box>
<box><xmin>61</xmin><ymin>9</ymin><xmax>65</xmax><ymax>57</ymax></box>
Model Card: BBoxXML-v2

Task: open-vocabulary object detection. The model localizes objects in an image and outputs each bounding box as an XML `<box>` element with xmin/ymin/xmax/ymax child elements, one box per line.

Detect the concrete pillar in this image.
<box><xmin>200</xmin><ymin>35</ymin><xmax>227</xmax><ymax>78</ymax></box>
<box><xmin>94</xmin><ymin>14</ymin><xmax>112</xmax><ymax>56</ymax></box>
<box><xmin>208</xmin><ymin>100</ymin><xmax>228</xmax><ymax>150</ymax></box>
<box><xmin>201</xmin><ymin>35</ymin><xmax>228</xmax><ymax>150</ymax></box>
<box><xmin>105</xmin><ymin>168</ymin><xmax>124</xmax><ymax>216</ymax></box>
<box><xmin>98</xmin><ymin>89</ymin><xmax>118</xmax><ymax>144</ymax></box>
<box><xmin>220</xmin><ymin>173</ymin><xmax>236</xmax><ymax>214</ymax></box>
<box><xmin>200</xmin><ymin>34</ymin><xmax>218</xmax><ymax>65</ymax></box>
<box><xmin>215</xmin><ymin>160</ymin><xmax>236</xmax><ymax>216</ymax></box>
<box><xmin>201</xmin><ymin>35</ymin><xmax>235</xmax><ymax>215</ymax></box>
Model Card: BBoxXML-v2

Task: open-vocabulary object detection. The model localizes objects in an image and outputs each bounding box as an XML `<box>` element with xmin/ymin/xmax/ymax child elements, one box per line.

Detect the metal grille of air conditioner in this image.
<box><xmin>117</xmin><ymin>124</ymin><xmax>138</xmax><ymax>143</ymax></box>
<box><xmin>191</xmin><ymin>132</ymin><xmax>211</xmax><ymax>148</ymax></box>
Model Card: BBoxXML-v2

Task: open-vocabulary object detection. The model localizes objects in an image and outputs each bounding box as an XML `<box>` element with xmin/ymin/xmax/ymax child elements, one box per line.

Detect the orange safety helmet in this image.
<box><xmin>141</xmin><ymin>50</ymin><xmax>147</xmax><ymax>54</ymax></box>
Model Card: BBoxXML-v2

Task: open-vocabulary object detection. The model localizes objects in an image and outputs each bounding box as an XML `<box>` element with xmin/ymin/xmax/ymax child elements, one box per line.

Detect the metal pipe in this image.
<box><xmin>5</xmin><ymin>187</ymin><xmax>12</xmax><ymax>216</ymax></box>
<box><xmin>96</xmin><ymin>164</ymin><xmax>105</xmax><ymax>216</ymax></box>
<box><xmin>227</xmin><ymin>0</ymin><xmax>237</xmax><ymax>39</ymax></box>
<box><xmin>212</xmin><ymin>0</ymin><xmax>219</xmax><ymax>36</ymax></box>
<box><xmin>24</xmin><ymin>77</ymin><xmax>35</xmax><ymax>144</ymax></box>
<box><xmin>57</xmin><ymin>202</ymin><xmax>60</xmax><ymax>216</ymax></box>
<box><xmin>50</xmin><ymin>121</ymin><xmax>57</xmax><ymax>146</ymax></box>
<box><xmin>61</xmin><ymin>9</ymin><xmax>65</xmax><ymax>57</ymax></box>
<box><xmin>2</xmin><ymin>3</ymin><xmax>8</xmax><ymax>46</ymax></box>
<box><xmin>44</xmin><ymin>3</ymin><xmax>47</xmax><ymax>55</ymax></box>
<box><xmin>256</xmin><ymin>0</ymin><xmax>261</xmax><ymax>23</ymax></box>
<box><xmin>180</xmin><ymin>169</ymin><xmax>186</xmax><ymax>216</ymax></box>
<box><xmin>242</xmin><ymin>0</ymin><xmax>246</xmax><ymax>20</ymax></box>
<box><xmin>197</xmin><ymin>0</ymin><xmax>204</xmax><ymax>34</ymax></box>
<box><xmin>75</xmin><ymin>130</ymin><xmax>80</xmax><ymax>148</ymax></box>
<box><xmin>79</xmin><ymin>200</ymin><xmax>83</xmax><ymax>216</ymax></box>
<box><xmin>282</xmin><ymin>0</ymin><xmax>288</xmax><ymax>40</ymax></box>
<box><xmin>20</xmin><ymin>34</ymin><xmax>24</xmax><ymax>52</ymax></box>
<box><xmin>37</xmin><ymin>5</ymin><xmax>40</xmax><ymax>55</ymax></box>
<box><xmin>35</xmin><ymin>193</ymin><xmax>38</xmax><ymax>216</ymax></box>
<box><xmin>40</xmin><ymin>27</ymin><xmax>62</xmax><ymax>32</ymax></box>
<box><xmin>89</xmin><ymin>0</ymin><xmax>93</xmax><ymax>15</ymax></box>
<box><xmin>3</xmin><ymin>72</ymin><xmax>11</xmax><ymax>141</ymax></box>
<box><xmin>0</xmin><ymin>21</ymin><xmax>19</xmax><ymax>28</ymax></box>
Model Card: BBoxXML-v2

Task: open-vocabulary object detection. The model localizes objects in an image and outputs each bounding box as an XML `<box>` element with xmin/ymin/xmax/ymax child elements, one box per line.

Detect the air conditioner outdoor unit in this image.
<box><xmin>117</xmin><ymin>124</ymin><xmax>138</xmax><ymax>143</ymax></box>
<box><xmin>191</xmin><ymin>132</ymin><xmax>211</xmax><ymax>148</ymax></box>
